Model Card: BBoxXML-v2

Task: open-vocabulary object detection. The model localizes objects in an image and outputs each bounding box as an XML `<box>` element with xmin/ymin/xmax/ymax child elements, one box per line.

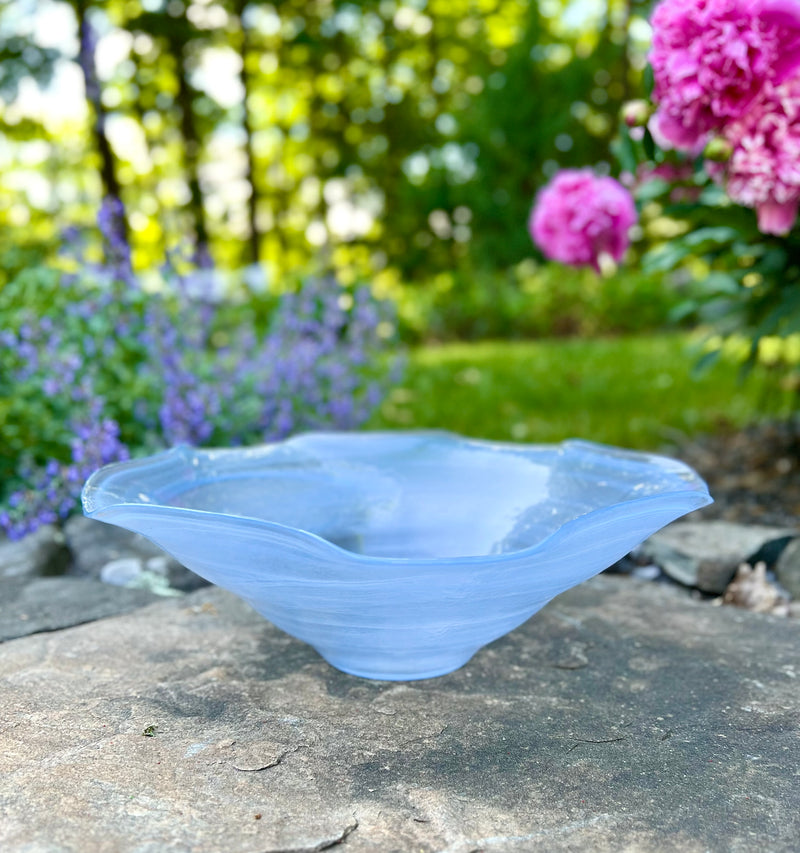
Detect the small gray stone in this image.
<box><xmin>100</xmin><ymin>557</ymin><xmax>183</xmax><ymax>598</ymax></box>
<box><xmin>639</xmin><ymin>520</ymin><xmax>797</xmax><ymax>594</ymax></box>
<box><xmin>0</xmin><ymin>576</ymin><xmax>159</xmax><ymax>642</ymax></box>
<box><xmin>64</xmin><ymin>515</ymin><xmax>207</xmax><ymax>592</ymax></box>
<box><xmin>100</xmin><ymin>557</ymin><xmax>145</xmax><ymax>587</ymax></box>
<box><xmin>776</xmin><ymin>537</ymin><xmax>800</xmax><ymax>599</ymax></box>
<box><xmin>64</xmin><ymin>515</ymin><xmax>165</xmax><ymax>574</ymax></box>
<box><xmin>145</xmin><ymin>555</ymin><xmax>171</xmax><ymax>576</ymax></box>
<box><xmin>631</xmin><ymin>563</ymin><xmax>661</xmax><ymax>581</ymax></box>
<box><xmin>0</xmin><ymin>525</ymin><xmax>70</xmax><ymax>580</ymax></box>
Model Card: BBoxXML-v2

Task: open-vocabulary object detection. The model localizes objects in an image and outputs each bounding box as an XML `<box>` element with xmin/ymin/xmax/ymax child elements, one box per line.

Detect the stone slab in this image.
<box><xmin>0</xmin><ymin>576</ymin><xmax>160</xmax><ymax>642</ymax></box>
<box><xmin>0</xmin><ymin>576</ymin><xmax>798</xmax><ymax>853</ymax></box>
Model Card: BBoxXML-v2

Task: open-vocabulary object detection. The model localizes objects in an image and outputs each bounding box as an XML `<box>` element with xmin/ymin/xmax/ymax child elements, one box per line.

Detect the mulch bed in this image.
<box><xmin>671</xmin><ymin>420</ymin><xmax>800</xmax><ymax>528</ymax></box>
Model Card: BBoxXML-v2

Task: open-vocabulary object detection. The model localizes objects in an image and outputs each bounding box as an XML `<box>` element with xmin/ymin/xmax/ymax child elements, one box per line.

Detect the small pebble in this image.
<box><xmin>632</xmin><ymin>564</ymin><xmax>661</xmax><ymax>581</ymax></box>
<box><xmin>100</xmin><ymin>558</ymin><xmax>144</xmax><ymax>587</ymax></box>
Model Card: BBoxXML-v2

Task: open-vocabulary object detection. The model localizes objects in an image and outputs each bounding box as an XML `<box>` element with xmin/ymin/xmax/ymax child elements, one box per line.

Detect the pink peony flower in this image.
<box><xmin>707</xmin><ymin>75</ymin><xmax>800</xmax><ymax>234</ymax></box>
<box><xmin>762</xmin><ymin>0</ymin><xmax>800</xmax><ymax>80</ymax></box>
<box><xmin>648</xmin><ymin>0</ymin><xmax>800</xmax><ymax>152</ymax></box>
<box><xmin>529</xmin><ymin>170</ymin><xmax>638</xmax><ymax>273</ymax></box>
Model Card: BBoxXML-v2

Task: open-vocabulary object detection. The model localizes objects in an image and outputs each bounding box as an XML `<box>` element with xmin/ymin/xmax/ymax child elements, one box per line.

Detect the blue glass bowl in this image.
<box><xmin>82</xmin><ymin>431</ymin><xmax>712</xmax><ymax>680</ymax></box>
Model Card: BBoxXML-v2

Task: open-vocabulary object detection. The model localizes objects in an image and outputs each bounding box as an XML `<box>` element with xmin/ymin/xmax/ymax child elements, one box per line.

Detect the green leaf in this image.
<box><xmin>753</xmin><ymin>288</ymin><xmax>800</xmax><ymax>338</ymax></box>
<box><xmin>782</xmin><ymin>311</ymin><xmax>800</xmax><ymax>335</ymax></box>
<box><xmin>733</xmin><ymin>240</ymin><xmax>768</xmax><ymax>259</ymax></box>
<box><xmin>667</xmin><ymin>300</ymin><xmax>698</xmax><ymax>323</ymax></box>
<box><xmin>643</xmin><ymin>64</ymin><xmax>654</xmax><ymax>97</ymax></box>
<box><xmin>611</xmin><ymin>125</ymin><xmax>637</xmax><ymax>175</ymax></box>
<box><xmin>683</xmin><ymin>226</ymin><xmax>739</xmax><ymax>250</ymax></box>
<box><xmin>697</xmin><ymin>185</ymin><xmax>731</xmax><ymax>206</ymax></box>
<box><xmin>700</xmin><ymin>271</ymin><xmax>740</xmax><ymax>294</ymax></box>
<box><xmin>634</xmin><ymin>177</ymin><xmax>670</xmax><ymax>204</ymax></box>
<box><xmin>691</xmin><ymin>347</ymin><xmax>722</xmax><ymax>376</ymax></box>
<box><xmin>698</xmin><ymin>295</ymin><xmax>740</xmax><ymax>323</ymax></box>
<box><xmin>641</xmin><ymin>242</ymin><xmax>691</xmax><ymax>273</ymax></box>
<box><xmin>757</xmin><ymin>247</ymin><xmax>789</xmax><ymax>275</ymax></box>
<box><xmin>643</xmin><ymin>127</ymin><xmax>656</xmax><ymax>161</ymax></box>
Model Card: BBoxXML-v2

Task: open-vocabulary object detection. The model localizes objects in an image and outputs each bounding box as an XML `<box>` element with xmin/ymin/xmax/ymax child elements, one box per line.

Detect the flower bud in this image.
<box><xmin>621</xmin><ymin>100</ymin><xmax>652</xmax><ymax>128</ymax></box>
<box><xmin>596</xmin><ymin>251</ymin><xmax>618</xmax><ymax>279</ymax></box>
<box><xmin>703</xmin><ymin>136</ymin><xmax>733</xmax><ymax>163</ymax></box>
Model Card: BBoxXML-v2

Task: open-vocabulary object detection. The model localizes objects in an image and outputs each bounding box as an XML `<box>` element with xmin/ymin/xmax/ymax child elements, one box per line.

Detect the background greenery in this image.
<box><xmin>1</xmin><ymin>0</ymin><xmax>788</xmax><ymax>468</ymax></box>
<box><xmin>1</xmin><ymin>0</ymin><xmax>658</xmax><ymax>328</ymax></box>
<box><xmin>371</xmin><ymin>333</ymin><xmax>790</xmax><ymax>446</ymax></box>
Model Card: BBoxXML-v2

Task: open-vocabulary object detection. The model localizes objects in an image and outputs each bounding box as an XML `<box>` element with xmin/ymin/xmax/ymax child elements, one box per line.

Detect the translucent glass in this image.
<box><xmin>82</xmin><ymin>431</ymin><xmax>712</xmax><ymax>680</ymax></box>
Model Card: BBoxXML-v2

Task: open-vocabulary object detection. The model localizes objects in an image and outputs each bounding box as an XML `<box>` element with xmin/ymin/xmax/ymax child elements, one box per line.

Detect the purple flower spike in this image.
<box><xmin>97</xmin><ymin>195</ymin><xmax>133</xmax><ymax>284</ymax></box>
<box><xmin>1</xmin><ymin>210</ymin><xmax>397</xmax><ymax>541</ymax></box>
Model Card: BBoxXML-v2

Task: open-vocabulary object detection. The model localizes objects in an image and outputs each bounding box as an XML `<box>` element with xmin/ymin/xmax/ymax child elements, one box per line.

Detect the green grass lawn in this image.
<box><xmin>369</xmin><ymin>332</ymin><xmax>790</xmax><ymax>450</ymax></box>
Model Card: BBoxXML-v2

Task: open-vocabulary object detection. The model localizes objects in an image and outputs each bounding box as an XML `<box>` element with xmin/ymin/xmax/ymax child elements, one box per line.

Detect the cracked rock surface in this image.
<box><xmin>1</xmin><ymin>576</ymin><xmax>798</xmax><ymax>852</ymax></box>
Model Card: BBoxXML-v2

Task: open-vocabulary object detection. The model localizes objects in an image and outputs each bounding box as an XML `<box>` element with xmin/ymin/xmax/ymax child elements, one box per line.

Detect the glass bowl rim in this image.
<box><xmin>81</xmin><ymin>430</ymin><xmax>713</xmax><ymax>568</ymax></box>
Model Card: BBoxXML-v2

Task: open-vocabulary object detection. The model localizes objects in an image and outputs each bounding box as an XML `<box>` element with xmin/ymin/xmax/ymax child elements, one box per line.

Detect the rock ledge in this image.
<box><xmin>1</xmin><ymin>576</ymin><xmax>797</xmax><ymax>853</ymax></box>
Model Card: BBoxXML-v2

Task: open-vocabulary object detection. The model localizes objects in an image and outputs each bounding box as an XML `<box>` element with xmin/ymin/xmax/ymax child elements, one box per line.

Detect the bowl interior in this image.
<box><xmin>157</xmin><ymin>437</ymin><xmax>687</xmax><ymax>560</ymax></box>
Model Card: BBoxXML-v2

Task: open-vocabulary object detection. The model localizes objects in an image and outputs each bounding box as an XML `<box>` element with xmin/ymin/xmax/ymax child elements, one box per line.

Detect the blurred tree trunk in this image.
<box><xmin>74</xmin><ymin>0</ymin><xmax>126</xmax><ymax>231</ymax></box>
<box><xmin>233</xmin><ymin>0</ymin><xmax>261</xmax><ymax>263</ymax></box>
<box><xmin>171</xmin><ymin>34</ymin><xmax>210</xmax><ymax>256</ymax></box>
<box><xmin>124</xmin><ymin>8</ymin><xmax>211</xmax><ymax>258</ymax></box>
<box><xmin>599</xmin><ymin>0</ymin><xmax>636</xmax><ymax>104</ymax></box>
<box><xmin>128</xmin><ymin>49</ymin><xmax>165</xmax><ymax>257</ymax></box>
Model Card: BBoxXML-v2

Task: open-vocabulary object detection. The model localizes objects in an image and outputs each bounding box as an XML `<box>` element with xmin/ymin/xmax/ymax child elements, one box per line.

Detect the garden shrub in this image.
<box><xmin>528</xmin><ymin>0</ymin><xmax>800</xmax><ymax>395</ymax></box>
<box><xmin>392</xmin><ymin>262</ymin><xmax>688</xmax><ymax>343</ymax></box>
<box><xmin>0</xmin><ymin>200</ymin><xmax>398</xmax><ymax>540</ymax></box>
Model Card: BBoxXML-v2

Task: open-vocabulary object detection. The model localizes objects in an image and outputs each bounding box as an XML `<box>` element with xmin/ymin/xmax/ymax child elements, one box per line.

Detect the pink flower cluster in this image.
<box><xmin>649</xmin><ymin>0</ymin><xmax>800</xmax><ymax>233</ymax></box>
<box><xmin>529</xmin><ymin>170</ymin><xmax>638</xmax><ymax>273</ymax></box>
<box><xmin>708</xmin><ymin>76</ymin><xmax>800</xmax><ymax>233</ymax></box>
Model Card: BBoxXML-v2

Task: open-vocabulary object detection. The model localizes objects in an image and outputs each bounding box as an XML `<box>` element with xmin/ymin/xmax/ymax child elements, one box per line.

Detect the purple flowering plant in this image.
<box><xmin>0</xmin><ymin>198</ymin><xmax>398</xmax><ymax>540</ymax></box>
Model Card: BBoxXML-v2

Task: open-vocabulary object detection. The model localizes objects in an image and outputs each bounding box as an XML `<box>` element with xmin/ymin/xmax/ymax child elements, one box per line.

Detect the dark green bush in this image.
<box><xmin>393</xmin><ymin>261</ymin><xmax>689</xmax><ymax>343</ymax></box>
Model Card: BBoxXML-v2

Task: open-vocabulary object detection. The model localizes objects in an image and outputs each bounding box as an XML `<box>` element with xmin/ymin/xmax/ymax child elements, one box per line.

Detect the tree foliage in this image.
<box><xmin>0</xmin><ymin>0</ymin><xmax>642</xmax><ymax>284</ymax></box>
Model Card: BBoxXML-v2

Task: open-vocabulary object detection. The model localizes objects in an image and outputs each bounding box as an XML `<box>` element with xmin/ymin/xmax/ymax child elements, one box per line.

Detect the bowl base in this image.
<box><xmin>314</xmin><ymin>647</ymin><xmax>478</xmax><ymax>682</ymax></box>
